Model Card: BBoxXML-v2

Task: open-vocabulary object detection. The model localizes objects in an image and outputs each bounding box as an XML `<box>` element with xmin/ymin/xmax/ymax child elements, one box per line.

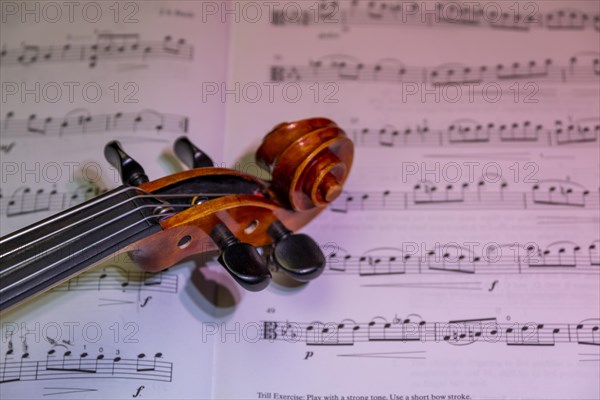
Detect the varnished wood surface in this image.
<box><xmin>129</xmin><ymin>195</ymin><xmax>323</xmax><ymax>272</ymax></box>
<box><xmin>257</xmin><ymin>119</ymin><xmax>354</xmax><ymax>210</ymax></box>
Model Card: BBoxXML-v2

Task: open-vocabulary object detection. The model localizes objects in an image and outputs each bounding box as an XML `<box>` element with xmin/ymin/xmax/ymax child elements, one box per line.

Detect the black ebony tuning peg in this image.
<box><xmin>174</xmin><ymin>136</ymin><xmax>214</xmax><ymax>168</ymax></box>
<box><xmin>210</xmin><ymin>223</ymin><xmax>271</xmax><ymax>291</ymax></box>
<box><xmin>267</xmin><ymin>220</ymin><xmax>325</xmax><ymax>282</ymax></box>
<box><xmin>104</xmin><ymin>141</ymin><xmax>149</xmax><ymax>186</ymax></box>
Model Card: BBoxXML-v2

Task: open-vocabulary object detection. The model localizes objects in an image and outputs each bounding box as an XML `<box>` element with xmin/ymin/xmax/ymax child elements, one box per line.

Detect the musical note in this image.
<box><xmin>0</xmin><ymin>34</ymin><xmax>193</xmax><ymax>68</ymax></box>
<box><xmin>531</xmin><ymin>180</ymin><xmax>591</xmax><ymax>207</ymax></box>
<box><xmin>135</xmin><ymin>353</ymin><xmax>164</xmax><ymax>373</ymax></box>
<box><xmin>555</xmin><ymin>117</ymin><xmax>600</xmax><ymax>145</ymax></box>
<box><xmin>161</xmin><ymin>36</ymin><xmax>189</xmax><ymax>56</ymax></box>
<box><xmin>322</xmin><ymin>240</ymin><xmax>600</xmax><ymax>277</ymax></box>
<box><xmin>271</xmin><ymin>53</ymin><xmax>600</xmax><ymax>85</ymax></box>
<box><xmin>15</xmin><ymin>45</ymin><xmax>40</xmax><ymax>65</ymax></box>
<box><xmin>1</xmin><ymin>185</ymin><xmax>103</xmax><ymax>218</ymax></box>
<box><xmin>54</xmin><ymin>266</ymin><xmax>178</xmax><ymax>295</ymax></box>
<box><xmin>0</xmin><ymin>349</ymin><xmax>172</xmax><ymax>383</ymax></box>
<box><xmin>2</xmin><ymin>180</ymin><xmax>595</xmax><ymax>223</ymax></box>
<box><xmin>330</xmin><ymin>180</ymin><xmax>599</xmax><ymax>212</ymax></box>
<box><xmin>347</xmin><ymin>117</ymin><xmax>599</xmax><ymax>148</ymax></box>
<box><xmin>262</xmin><ymin>316</ymin><xmax>600</xmax><ymax>348</ymax></box>
<box><xmin>413</xmin><ymin>182</ymin><xmax>465</xmax><ymax>205</ymax></box>
<box><xmin>0</xmin><ymin>110</ymin><xmax>189</xmax><ymax>139</ymax></box>
<box><xmin>26</xmin><ymin>114</ymin><xmax>53</xmax><ymax>135</ymax></box>
<box><xmin>271</xmin><ymin>2</ymin><xmax>600</xmax><ymax>33</ymax></box>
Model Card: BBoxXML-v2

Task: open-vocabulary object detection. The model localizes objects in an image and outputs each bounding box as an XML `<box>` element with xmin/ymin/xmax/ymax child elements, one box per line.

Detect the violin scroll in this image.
<box><xmin>256</xmin><ymin>118</ymin><xmax>354</xmax><ymax>211</ymax></box>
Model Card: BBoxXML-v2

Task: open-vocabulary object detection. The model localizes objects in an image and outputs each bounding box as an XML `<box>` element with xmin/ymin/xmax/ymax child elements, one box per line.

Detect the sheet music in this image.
<box><xmin>215</xmin><ymin>1</ymin><xmax>599</xmax><ymax>399</ymax></box>
<box><xmin>0</xmin><ymin>2</ymin><xmax>229</xmax><ymax>398</ymax></box>
<box><xmin>1</xmin><ymin>1</ymin><xmax>599</xmax><ymax>399</ymax></box>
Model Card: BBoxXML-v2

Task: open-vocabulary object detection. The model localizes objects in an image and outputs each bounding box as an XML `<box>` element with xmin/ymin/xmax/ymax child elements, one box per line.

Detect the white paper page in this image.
<box><xmin>0</xmin><ymin>1</ymin><xmax>230</xmax><ymax>398</ymax></box>
<box><xmin>214</xmin><ymin>1</ymin><xmax>600</xmax><ymax>399</ymax></box>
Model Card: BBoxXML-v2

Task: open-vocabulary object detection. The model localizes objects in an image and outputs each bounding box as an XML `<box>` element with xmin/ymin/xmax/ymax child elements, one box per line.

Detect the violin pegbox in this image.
<box><xmin>125</xmin><ymin>118</ymin><xmax>354</xmax><ymax>292</ymax></box>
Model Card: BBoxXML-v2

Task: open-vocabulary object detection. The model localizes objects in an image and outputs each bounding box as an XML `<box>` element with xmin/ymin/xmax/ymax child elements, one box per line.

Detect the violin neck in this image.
<box><xmin>0</xmin><ymin>186</ymin><xmax>163</xmax><ymax>312</ymax></box>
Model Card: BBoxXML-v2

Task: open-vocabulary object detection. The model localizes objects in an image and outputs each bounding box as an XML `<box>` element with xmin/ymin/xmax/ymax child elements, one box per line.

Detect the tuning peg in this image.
<box><xmin>174</xmin><ymin>136</ymin><xmax>214</xmax><ymax>168</ymax></box>
<box><xmin>104</xmin><ymin>141</ymin><xmax>149</xmax><ymax>186</ymax></box>
<box><xmin>210</xmin><ymin>223</ymin><xmax>271</xmax><ymax>291</ymax></box>
<box><xmin>267</xmin><ymin>220</ymin><xmax>325</xmax><ymax>282</ymax></box>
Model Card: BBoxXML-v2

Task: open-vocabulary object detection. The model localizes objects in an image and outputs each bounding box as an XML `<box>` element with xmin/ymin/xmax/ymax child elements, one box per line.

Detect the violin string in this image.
<box><xmin>0</xmin><ymin>212</ymin><xmax>175</xmax><ymax>296</ymax></box>
<box><xmin>1</xmin><ymin>189</ymin><xmax>270</xmax><ymax>291</ymax></box>
<box><xmin>135</xmin><ymin>193</ymin><xmax>244</xmax><ymax>198</ymax></box>
<box><xmin>0</xmin><ymin>187</ymin><xmax>276</xmax><ymax>300</ymax></box>
<box><xmin>0</xmin><ymin>189</ymin><xmax>156</xmax><ymax>260</ymax></box>
<box><xmin>0</xmin><ymin>191</ymin><xmax>260</xmax><ymax>260</ymax></box>
<box><xmin>1</xmin><ymin>202</ymin><xmax>195</xmax><ymax>278</ymax></box>
<box><xmin>0</xmin><ymin>186</ymin><xmax>141</xmax><ymax>245</ymax></box>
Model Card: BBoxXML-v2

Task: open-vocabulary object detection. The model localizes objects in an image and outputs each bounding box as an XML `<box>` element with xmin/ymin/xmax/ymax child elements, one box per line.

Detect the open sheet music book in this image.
<box><xmin>1</xmin><ymin>1</ymin><xmax>598</xmax><ymax>399</ymax></box>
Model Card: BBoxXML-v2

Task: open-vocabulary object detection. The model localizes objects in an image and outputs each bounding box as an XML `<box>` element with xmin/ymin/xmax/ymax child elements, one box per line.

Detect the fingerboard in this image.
<box><xmin>0</xmin><ymin>186</ymin><xmax>163</xmax><ymax>312</ymax></box>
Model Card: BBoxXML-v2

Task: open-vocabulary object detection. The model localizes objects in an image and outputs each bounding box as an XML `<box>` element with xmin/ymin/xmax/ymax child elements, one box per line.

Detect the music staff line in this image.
<box><xmin>270</xmin><ymin>52</ymin><xmax>600</xmax><ymax>85</ymax></box>
<box><xmin>2</xmin><ymin>179</ymin><xmax>598</xmax><ymax>219</ymax></box>
<box><xmin>323</xmin><ymin>240</ymin><xmax>600</xmax><ymax>277</ymax></box>
<box><xmin>348</xmin><ymin>117</ymin><xmax>600</xmax><ymax>148</ymax></box>
<box><xmin>329</xmin><ymin>184</ymin><xmax>600</xmax><ymax>212</ymax></box>
<box><xmin>0</xmin><ymin>33</ymin><xmax>193</xmax><ymax>68</ymax></box>
<box><xmin>272</xmin><ymin>2</ymin><xmax>600</xmax><ymax>33</ymax></box>
<box><xmin>0</xmin><ymin>110</ymin><xmax>189</xmax><ymax>138</ymax></box>
<box><xmin>0</xmin><ymin>186</ymin><xmax>105</xmax><ymax>219</ymax></box>
<box><xmin>261</xmin><ymin>317</ymin><xmax>600</xmax><ymax>347</ymax></box>
<box><xmin>0</xmin><ymin>351</ymin><xmax>171</xmax><ymax>384</ymax></box>
<box><xmin>52</xmin><ymin>266</ymin><xmax>178</xmax><ymax>295</ymax></box>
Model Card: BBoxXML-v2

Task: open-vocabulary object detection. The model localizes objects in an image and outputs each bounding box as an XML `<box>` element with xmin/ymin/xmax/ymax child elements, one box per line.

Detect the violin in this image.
<box><xmin>0</xmin><ymin>118</ymin><xmax>353</xmax><ymax>312</ymax></box>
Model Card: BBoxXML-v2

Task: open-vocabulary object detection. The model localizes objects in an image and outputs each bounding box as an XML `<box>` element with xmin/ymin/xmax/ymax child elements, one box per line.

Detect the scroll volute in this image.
<box><xmin>256</xmin><ymin>118</ymin><xmax>354</xmax><ymax>211</ymax></box>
